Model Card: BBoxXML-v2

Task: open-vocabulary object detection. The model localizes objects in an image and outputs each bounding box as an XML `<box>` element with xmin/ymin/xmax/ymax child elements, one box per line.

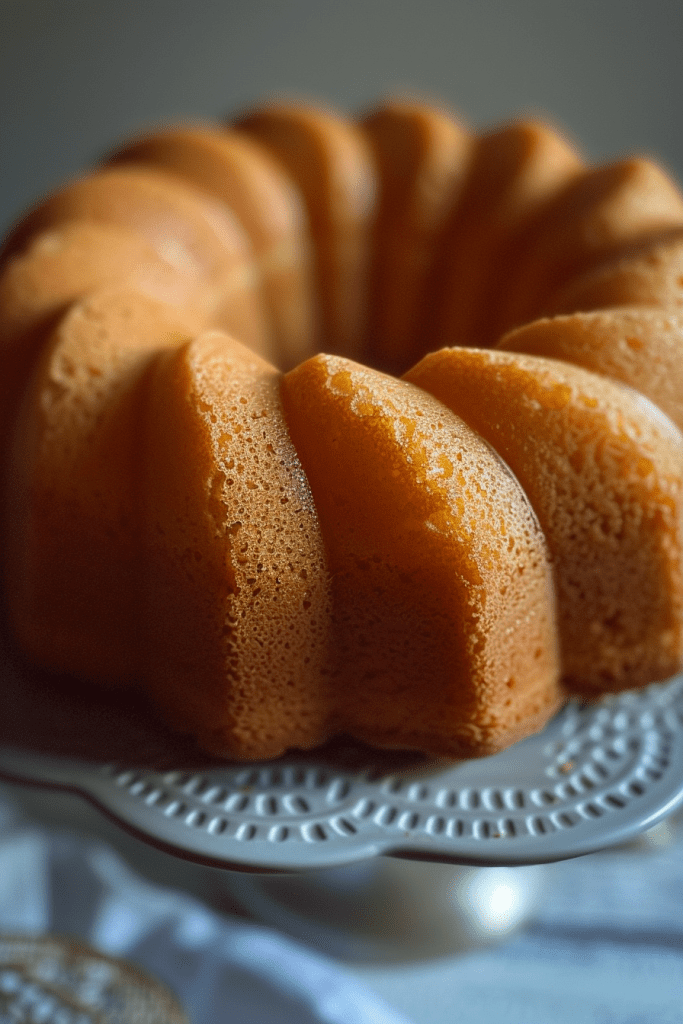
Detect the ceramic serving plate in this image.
<box><xmin>2</xmin><ymin>635</ymin><xmax>683</xmax><ymax>872</ymax></box>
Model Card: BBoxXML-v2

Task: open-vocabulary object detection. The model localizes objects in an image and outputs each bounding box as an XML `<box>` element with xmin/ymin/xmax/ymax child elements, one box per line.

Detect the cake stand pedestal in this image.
<box><xmin>222</xmin><ymin>857</ymin><xmax>548</xmax><ymax>961</ymax></box>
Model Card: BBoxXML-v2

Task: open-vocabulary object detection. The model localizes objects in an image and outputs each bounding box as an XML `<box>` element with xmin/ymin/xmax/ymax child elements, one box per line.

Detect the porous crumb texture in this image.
<box><xmin>2</xmin><ymin>97</ymin><xmax>683</xmax><ymax>761</ymax></box>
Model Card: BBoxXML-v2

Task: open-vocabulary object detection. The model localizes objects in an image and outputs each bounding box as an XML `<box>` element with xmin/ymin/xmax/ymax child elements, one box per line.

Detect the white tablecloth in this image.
<box><xmin>1</xmin><ymin>789</ymin><xmax>682</xmax><ymax>1023</ymax></box>
<box><xmin>0</xmin><ymin>794</ymin><xmax>410</xmax><ymax>1024</ymax></box>
<box><xmin>354</xmin><ymin>829</ymin><xmax>683</xmax><ymax>1024</ymax></box>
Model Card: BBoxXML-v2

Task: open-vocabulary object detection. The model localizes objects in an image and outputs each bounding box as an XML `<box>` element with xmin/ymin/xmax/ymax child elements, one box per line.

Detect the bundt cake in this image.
<box><xmin>2</xmin><ymin>97</ymin><xmax>683</xmax><ymax>762</ymax></box>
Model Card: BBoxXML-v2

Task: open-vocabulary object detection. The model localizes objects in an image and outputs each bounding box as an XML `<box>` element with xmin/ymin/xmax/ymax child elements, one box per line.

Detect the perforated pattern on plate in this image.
<box><xmin>3</xmin><ymin>677</ymin><xmax>683</xmax><ymax>870</ymax></box>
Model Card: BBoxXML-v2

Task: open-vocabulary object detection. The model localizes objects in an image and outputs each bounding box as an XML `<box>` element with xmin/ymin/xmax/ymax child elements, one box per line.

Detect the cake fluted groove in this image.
<box><xmin>545</xmin><ymin>226</ymin><xmax>683</xmax><ymax>317</ymax></box>
<box><xmin>236</xmin><ymin>102</ymin><xmax>377</xmax><ymax>362</ymax></box>
<box><xmin>405</xmin><ymin>347</ymin><xmax>683</xmax><ymax>693</ymax></box>
<box><xmin>107</xmin><ymin>125</ymin><xmax>319</xmax><ymax>371</ymax></box>
<box><xmin>281</xmin><ymin>352</ymin><xmax>562</xmax><ymax>757</ymax></box>
<box><xmin>360</xmin><ymin>98</ymin><xmax>472</xmax><ymax>374</ymax></box>
<box><xmin>498</xmin><ymin>306</ymin><xmax>683</xmax><ymax>433</ymax></box>
<box><xmin>418</xmin><ymin>117</ymin><xmax>585</xmax><ymax>357</ymax></box>
<box><xmin>5</xmin><ymin>287</ymin><xmax>196</xmax><ymax>684</ymax></box>
<box><xmin>141</xmin><ymin>331</ymin><xmax>333</xmax><ymax>760</ymax></box>
<box><xmin>491</xmin><ymin>157</ymin><xmax>683</xmax><ymax>340</ymax></box>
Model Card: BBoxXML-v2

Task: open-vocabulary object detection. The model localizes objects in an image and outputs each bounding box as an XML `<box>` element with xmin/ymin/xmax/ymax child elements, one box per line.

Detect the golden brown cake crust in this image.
<box><xmin>421</xmin><ymin>118</ymin><xmax>584</xmax><ymax>354</ymax></box>
<box><xmin>5</xmin><ymin>287</ymin><xmax>195</xmax><ymax>685</ymax></box>
<box><xmin>0</xmin><ymin>221</ymin><xmax>202</xmax><ymax>484</ymax></box>
<box><xmin>142</xmin><ymin>331</ymin><xmax>333</xmax><ymax>760</ymax></box>
<box><xmin>282</xmin><ymin>353</ymin><xmax>561</xmax><ymax>757</ymax></box>
<box><xmin>3</xmin><ymin>98</ymin><xmax>683</xmax><ymax>762</ymax></box>
<box><xmin>361</xmin><ymin>98</ymin><xmax>472</xmax><ymax>373</ymax></box>
<box><xmin>109</xmin><ymin>125</ymin><xmax>318</xmax><ymax>369</ymax></box>
<box><xmin>498</xmin><ymin>307</ymin><xmax>683</xmax><ymax>433</ymax></box>
<box><xmin>236</xmin><ymin>102</ymin><xmax>376</xmax><ymax>361</ymax></box>
<box><xmin>406</xmin><ymin>348</ymin><xmax>683</xmax><ymax>692</ymax></box>
<box><xmin>493</xmin><ymin>158</ymin><xmax>683</xmax><ymax>338</ymax></box>
<box><xmin>545</xmin><ymin>226</ymin><xmax>683</xmax><ymax>317</ymax></box>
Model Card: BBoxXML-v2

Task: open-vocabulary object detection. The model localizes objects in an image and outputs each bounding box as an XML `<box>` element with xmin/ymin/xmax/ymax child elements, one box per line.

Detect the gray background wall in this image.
<box><xmin>2</xmin><ymin>0</ymin><xmax>683</xmax><ymax>235</ymax></box>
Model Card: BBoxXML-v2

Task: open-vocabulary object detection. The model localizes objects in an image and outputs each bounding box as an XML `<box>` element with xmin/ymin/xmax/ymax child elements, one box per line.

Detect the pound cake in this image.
<box><xmin>2</xmin><ymin>97</ymin><xmax>683</xmax><ymax>761</ymax></box>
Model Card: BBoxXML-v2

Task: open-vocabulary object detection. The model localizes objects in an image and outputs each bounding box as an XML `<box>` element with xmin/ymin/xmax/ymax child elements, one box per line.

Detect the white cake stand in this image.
<box><xmin>2</xmin><ymin>639</ymin><xmax>683</xmax><ymax>960</ymax></box>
